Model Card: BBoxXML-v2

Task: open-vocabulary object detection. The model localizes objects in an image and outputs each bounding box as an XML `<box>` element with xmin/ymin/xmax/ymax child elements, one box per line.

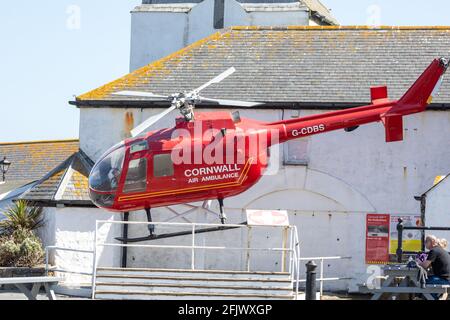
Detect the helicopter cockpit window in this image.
<box><xmin>123</xmin><ymin>158</ymin><xmax>148</xmax><ymax>193</ymax></box>
<box><xmin>153</xmin><ymin>154</ymin><xmax>174</xmax><ymax>177</ymax></box>
<box><xmin>89</xmin><ymin>144</ymin><xmax>125</xmax><ymax>192</ymax></box>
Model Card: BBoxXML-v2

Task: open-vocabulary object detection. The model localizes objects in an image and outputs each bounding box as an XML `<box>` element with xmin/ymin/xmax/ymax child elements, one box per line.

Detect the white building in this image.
<box><xmin>418</xmin><ymin>176</ymin><xmax>450</xmax><ymax>244</ymax></box>
<box><xmin>17</xmin><ymin>24</ymin><xmax>450</xmax><ymax>294</ymax></box>
<box><xmin>8</xmin><ymin>0</ymin><xmax>450</xmax><ymax>295</ymax></box>
<box><xmin>130</xmin><ymin>0</ymin><xmax>337</xmax><ymax>70</ymax></box>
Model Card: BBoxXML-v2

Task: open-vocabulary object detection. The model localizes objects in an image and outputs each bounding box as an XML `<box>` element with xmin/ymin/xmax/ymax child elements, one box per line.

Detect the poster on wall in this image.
<box><xmin>366</xmin><ymin>214</ymin><xmax>390</xmax><ymax>264</ymax></box>
<box><xmin>389</xmin><ymin>215</ymin><xmax>422</xmax><ymax>255</ymax></box>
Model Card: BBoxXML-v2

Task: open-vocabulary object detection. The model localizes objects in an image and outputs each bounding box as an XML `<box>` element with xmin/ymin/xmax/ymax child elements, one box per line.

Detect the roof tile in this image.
<box><xmin>0</xmin><ymin>140</ymin><xmax>79</xmax><ymax>194</ymax></box>
<box><xmin>76</xmin><ymin>27</ymin><xmax>450</xmax><ymax>106</ymax></box>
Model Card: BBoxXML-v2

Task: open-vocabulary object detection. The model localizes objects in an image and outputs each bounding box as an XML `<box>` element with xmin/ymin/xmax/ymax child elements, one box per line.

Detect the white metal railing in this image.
<box><xmin>45</xmin><ymin>246</ymin><xmax>94</xmax><ymax>278</ymax></box>
<box><xmin>297</xmin><ymin>256</ymin><xmax>352</xmax><ymax>298</ymax></box>
<box><xmin>92</xmin><ymin>220</ymin><xmax>301</xmax><ymax>299</ymax></box>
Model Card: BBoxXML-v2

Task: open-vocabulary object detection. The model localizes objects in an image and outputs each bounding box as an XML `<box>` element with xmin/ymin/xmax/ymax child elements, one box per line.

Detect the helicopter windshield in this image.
<box><xmin>89</xmin><ymin>143</ymin><xmax>126</xmax><ymax>193</ymax></box>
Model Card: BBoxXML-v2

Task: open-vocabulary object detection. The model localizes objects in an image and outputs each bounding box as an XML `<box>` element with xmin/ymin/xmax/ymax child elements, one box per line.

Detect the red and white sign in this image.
<box><xmin>365</xmin><ymin>214</ymin><xmax>390</xmax><ymax>265</ymax></box>
<box><xmin>246</xmin><ymin>210</ymin><xmax>289</xmax><ymax>226</ymax></box>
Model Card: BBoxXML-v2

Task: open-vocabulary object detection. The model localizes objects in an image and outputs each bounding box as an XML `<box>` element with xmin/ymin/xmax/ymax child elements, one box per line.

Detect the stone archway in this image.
<box><xmin>227</xmin><ymin>166</ymin><xmax>376</xmax><ymax>213</ymax></box>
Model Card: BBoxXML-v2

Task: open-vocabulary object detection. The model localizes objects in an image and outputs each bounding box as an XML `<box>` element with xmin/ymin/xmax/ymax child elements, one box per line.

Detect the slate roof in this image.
<box><xmin>0</xmin><ymin>140</ymin><xmax>79</xmax><ymax>195</ymax></box>
<box><xmin>74</xmin><ymin>26</ymin><xmax>450</xmax><ymax>109</ymax></box>
<box><xmin>19</xmin><ymin>150</ymin><xmax>94</xmax><ymax>206</ymax></box>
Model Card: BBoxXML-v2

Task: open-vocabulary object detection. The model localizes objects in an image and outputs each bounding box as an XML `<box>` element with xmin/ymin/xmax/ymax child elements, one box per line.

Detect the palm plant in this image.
<box><xmin>0</xmin><ymin>200</ymin><xmax>44</xmax><ymax>235</ymax></box>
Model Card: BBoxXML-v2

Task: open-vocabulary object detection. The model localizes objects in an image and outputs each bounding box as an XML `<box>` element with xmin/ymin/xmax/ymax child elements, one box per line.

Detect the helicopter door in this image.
<box><xmin>151</xmin><ymin>152</ymin><xmax>176</xmax><ymax>191</ymax></box>
<box><xmin>153</xmin><ymin>153</ymin><xmax>174</xmax><ymax>178</ymax></box>
<box><xmin>122</xmin><ymin>142</ymin><xmax>149</xmax><ymax>194</ymax></box>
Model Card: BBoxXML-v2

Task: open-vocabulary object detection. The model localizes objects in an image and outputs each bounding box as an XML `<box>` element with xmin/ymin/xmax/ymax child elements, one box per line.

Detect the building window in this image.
<box><xmin>154</xmin><ymin>154</ymin><xmax>174</xmax><ymax>178</ymax></box>
<box><xmin>283</xmin><ymin>110</ymin><xmax>309</xmax><ymax>166</ymax></box>
<box><xmin>123</xmin><ymin>158</ymin><xmax>147</xmax><ymax>193</ymax></box>
<box><xmin>284</xmin><ymin>138</ymin><xmax>310</xmax><ymax>166</ymax></box>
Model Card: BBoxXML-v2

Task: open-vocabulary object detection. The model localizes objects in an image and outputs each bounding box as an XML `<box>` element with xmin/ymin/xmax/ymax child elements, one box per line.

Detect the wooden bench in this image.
<box><xmin>359</xmin><ymin>266</ymin><xmax>450</xmax><ymax>300</ymax></box>
<box><xmin>0</xmin><ymin>276</ymin><xmax>63</xmax><ymax>300</ymax></box>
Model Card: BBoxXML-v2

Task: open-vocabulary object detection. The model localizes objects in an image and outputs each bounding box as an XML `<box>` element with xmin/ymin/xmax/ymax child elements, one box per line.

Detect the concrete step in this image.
<box><xmin>94</xmin><ymin>268</ymin><xmax>295</xmax><ymax>300</ymax></box>
<box><xmin>96</xmin><ymin>268</ymin><xmax>291</xmax><ymax>281</ymax></box>
<box><xmin>95</xmin><ymin>282</ymin><xmax>293</xmax><ymax>295</ymax></box>
<box><xmin>96</xmin><ymin>275</ymin><xmax>292</xmax><ymax>288</ymax></box>
<box><xmin>95</xmin><ymin>290</ymin><xmax>295</xmax><ymax>300</ymax></box>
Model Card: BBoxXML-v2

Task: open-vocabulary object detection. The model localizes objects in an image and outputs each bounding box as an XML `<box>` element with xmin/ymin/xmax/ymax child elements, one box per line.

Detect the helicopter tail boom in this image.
<box><xmin>266</xmin><ymin>57</ymin><xmax>449</xmax><ymax>144</ymax></box>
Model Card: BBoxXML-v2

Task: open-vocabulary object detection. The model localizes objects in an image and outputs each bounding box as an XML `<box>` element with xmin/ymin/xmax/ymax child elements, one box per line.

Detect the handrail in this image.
<box><xmin>92</xmin><ymin>220</ymin><xmax>301</xmax><ymax>299</ymax></box>
<box><xmin>100</xmin><ymin>243</ymin><xmax>294</xmax><ymax>251</ymax></box>
<box><xmin>297</xmin><ymin>256</ymin><xmax>352</xmax><ymax>298</ymax></box>
<box><xmin>396</xmin><ymin>218</ymin><xmax>450</xmax><ymax>262</ymax></box>
<box><xmin>96</xmin><ymin>220</ymin><xmax>292</xmax><ymax>228</ymax></box>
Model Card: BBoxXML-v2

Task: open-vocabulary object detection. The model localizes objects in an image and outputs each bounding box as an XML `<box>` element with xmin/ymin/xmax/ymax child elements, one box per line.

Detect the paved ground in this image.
<box><xmin>0</xmin><ymin>290</ymin><xmax>370</xmax><ymax>300</ymax></box>
<box><xmin>0</xmin><ymin>291</ymin><xmax>89</xmax><ymax>300</ymax></box>
<box><xmin>321</xmin><ymin>292</ymin><xmax>370</xmax><ymax>300</ymax></box>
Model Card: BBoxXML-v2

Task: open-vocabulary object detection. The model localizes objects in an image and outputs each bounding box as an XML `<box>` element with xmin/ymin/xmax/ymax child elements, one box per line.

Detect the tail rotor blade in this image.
<box><xmin>193</xmin><ymin>67</ymin><xmax>236</xmax><ymax>94</ymax></box>
<box><xmin>131</xmin><ymin>105</ymin><xmax>177</xmax><ymax>137</ymax></box>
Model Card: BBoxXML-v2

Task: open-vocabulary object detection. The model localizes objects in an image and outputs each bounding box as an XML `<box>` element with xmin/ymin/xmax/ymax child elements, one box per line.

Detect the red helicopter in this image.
<box><xmin>88</xmin><ymin>57</ymin><xmax>448</xmax><ymax>241</ymax></box>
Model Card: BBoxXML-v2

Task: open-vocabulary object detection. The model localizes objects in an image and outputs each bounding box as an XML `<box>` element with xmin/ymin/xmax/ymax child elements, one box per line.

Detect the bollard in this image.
<box><xmin>396</xmin><ymin>218</ymin><xmax>404</xmax><ymax>263</ymax></box>
<box><xmin>305</xmin><ymin>260</ymin><xmax>317</xmax><ymax>300</ymax></box>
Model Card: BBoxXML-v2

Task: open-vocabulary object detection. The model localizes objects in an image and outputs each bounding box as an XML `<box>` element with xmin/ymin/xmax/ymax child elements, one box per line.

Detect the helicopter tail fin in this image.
<box><xmin>381</xmin><ymin>58</ymin><xmax>449</xmax><ymax>142</ymax></box>
<box><xmin>394</xmin><ymin>57</ymin><xmax>448</xmax><ymax>112</ymax></box>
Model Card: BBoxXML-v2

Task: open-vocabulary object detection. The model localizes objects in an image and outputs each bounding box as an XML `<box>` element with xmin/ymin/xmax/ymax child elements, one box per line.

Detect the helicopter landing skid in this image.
<box><xmin>115</xmin><ymin>199</ymin><xmax>239</xmax><ymax>243</ymax></box>
<box><xmin>115</xmin><ymin>222</ymin><xmax>246</xmax><ymax>243</ymax></box>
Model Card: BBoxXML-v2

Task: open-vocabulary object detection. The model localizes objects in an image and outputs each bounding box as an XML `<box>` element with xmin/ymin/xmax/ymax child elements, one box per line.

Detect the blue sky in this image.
<box><xmin>1</xmin><ymin>0</ymin><xmax>449</xmax><ymax>143</ymax></box>
<box><xmin>321</xmin><ymin>0</ymin><xmax>450</xmax><ymax>26</ymax></box>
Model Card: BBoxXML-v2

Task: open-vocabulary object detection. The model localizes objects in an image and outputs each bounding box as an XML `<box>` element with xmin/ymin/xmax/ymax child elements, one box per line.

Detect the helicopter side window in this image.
<box><xmin>123</xmin><ymin>158</ymin><xmax>148</xmax><ymax>193</ymax></box>
<box><xmin>153</xmin><ymin>154</ymin><xmax>174</xmax><ymax>178</ymax></box>
<box><xmin>130</xmin><ymin>140</ymin><xmax>148</xmax><ymax>154</ymax></box>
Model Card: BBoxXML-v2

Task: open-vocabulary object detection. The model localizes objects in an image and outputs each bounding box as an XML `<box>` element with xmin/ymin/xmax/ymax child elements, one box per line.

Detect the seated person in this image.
<box><xmin>418</xmin><ymin>235</ymin><xmax>450</xmax><ymax>299</ymax></box>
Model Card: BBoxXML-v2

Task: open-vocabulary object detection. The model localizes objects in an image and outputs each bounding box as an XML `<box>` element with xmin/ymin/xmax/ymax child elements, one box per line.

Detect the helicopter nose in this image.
<box><xmin>88</xmin><ymin>143</ymin><xmax>126</xmax><ymax>208</ymax></box>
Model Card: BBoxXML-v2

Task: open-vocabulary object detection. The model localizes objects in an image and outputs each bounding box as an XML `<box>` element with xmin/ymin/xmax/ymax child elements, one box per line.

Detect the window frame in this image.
<box><xmin>283</xmin><ymin>137</ymin><xmax>310</xmax><ymax>166</ymax></box>
<box><xmin>282</xmin><ymin>110</ymin><xmax>310</xmax><ymax>166</ymax></box>
<box><xmin>122</xmin><ymin>155</ymin><xmax>149</xmax><ymax>194</ymax></box>
<box><xmin>153</xmin><ymin>153</ymin><xmax>175</xmax><ymax>178</ymax></box>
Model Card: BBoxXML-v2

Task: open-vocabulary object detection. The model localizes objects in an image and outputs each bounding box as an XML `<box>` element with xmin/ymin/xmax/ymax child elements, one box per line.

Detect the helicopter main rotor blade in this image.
<box><xmin>198</xmin><ymin>96</ymin><xmax>263</xmax><ymax>107</ymax></box>
<box><xmin>131</xmin><ymin>105</ymin><xmax>177</xmax><ymax>137</ymax></box>
<box><xmin>114</xmin><ymin>90</ymin><xmax>169</xmax><ymax>100</ymax></box>
<box><xmin>193</xmin><ymin>67</ymin><xmax>236</xmax><ymax>94</ymax></box>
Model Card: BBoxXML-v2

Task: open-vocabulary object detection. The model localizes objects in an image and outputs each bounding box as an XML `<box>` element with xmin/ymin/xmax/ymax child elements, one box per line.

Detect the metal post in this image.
<box><xmin>91</xmin><ymin>221</ymin><xmax>98</xmax><ymax>300</ymax></box>
<box><xmin>396</xmin><ymin>218</ymin><xmax>404</xmax><ymax>263</ymax></box>
<box><xmin>45</xmin><ymin>248</ymin><xmax>49</xmax><ymax>276</ymax></box>
<box><xmin>294</xmin><ymin>228</ymin><xmax>300</xmax><ymax>297</ymax></box>
<box><xmin>121</xmin><ymin>212</ymin><xmax>129</xmax><ymax>268</ymax></box>
<box><xmin>288</xmin><ymin>228</ymin><xmax>294</xmax><ymax>274</ymax></box>
<box><xmin>281</xmin><ymin>227</ymin><xmax>288</xmax><ymax>272</ymax></box>
<box><xmin>320</xmin><ymin>258</ymin><xmax>324</xmax><ymax>298</ymax></box>
<box><xmin>191</xmin><ymin>224</ymin><xmax>195</xmax><ymax>270</ymax></box>
<box><xmin>305</xmin><ymin>260</ymin><xmax>317</xmax><ymax>300</ymax></box>
<box><xmin>246</xmin><ymin>226</ymin><xmax>252</xmax><ymax>272</ymax></box>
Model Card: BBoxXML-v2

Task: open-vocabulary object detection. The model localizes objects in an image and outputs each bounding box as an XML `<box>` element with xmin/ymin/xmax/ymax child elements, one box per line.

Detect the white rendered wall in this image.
<box><xmin>41</xmin><ymin>207</ymin><xmax>123</xmax><ymax>285</ymax></box>
<box><xmin>424</xmin><ymin>179</ymin><xmax>450</xmax><ymax>242</ymax></box>
<box><xmin>130</xmin><ymin>0</ymin><xmax>309</xmax><ymax>70</ymax></box>
<box><xmin>78</xmin><ymin>107</ymin><xmax>450</xmax><ymax>291</ymax></box>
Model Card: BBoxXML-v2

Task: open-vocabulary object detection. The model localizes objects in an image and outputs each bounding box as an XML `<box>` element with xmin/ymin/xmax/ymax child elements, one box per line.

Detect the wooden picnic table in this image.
<box><xmin>361</xmin><ymin>265</ymin><xmax>449</xmax><ymax>300</ymax></box>
<box><xmin>0</xmin><ymin>276</ymin><xmax>63</xmax><ymax>300</ymax></box>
